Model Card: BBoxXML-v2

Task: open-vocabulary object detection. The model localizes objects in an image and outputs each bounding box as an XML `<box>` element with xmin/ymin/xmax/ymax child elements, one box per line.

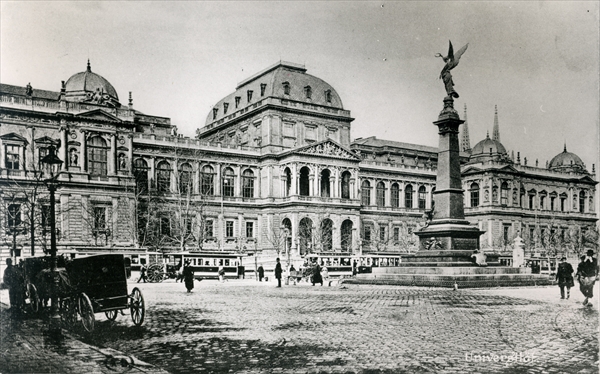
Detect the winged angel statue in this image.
<box><xmin>436</xmin><ymin>41</ymin><xmax>468</xmax><ymax>99</ymax></box>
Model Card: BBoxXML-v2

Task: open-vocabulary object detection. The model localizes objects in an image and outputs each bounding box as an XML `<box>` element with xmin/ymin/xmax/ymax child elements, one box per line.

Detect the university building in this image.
<box><xmin>0</xmin><ymin>61</ymin><xmax>596</xmax><ymax>262</ymax></box>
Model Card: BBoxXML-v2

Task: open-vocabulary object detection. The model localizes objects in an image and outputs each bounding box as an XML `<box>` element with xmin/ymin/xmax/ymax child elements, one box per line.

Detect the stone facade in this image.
<box><xmin>0</xmin><ymin>61</ymin><xmax>596</xmax><ymax>261</ymax></box>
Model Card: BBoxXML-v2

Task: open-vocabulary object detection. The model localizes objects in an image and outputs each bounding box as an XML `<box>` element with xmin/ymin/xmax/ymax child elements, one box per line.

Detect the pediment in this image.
<box><xmin>578</xmin><ymin>175</ymin><xmax>597</xmax><ymax>184</ymax></box>
<box><xmin>34</xmin><ymin>136</ymin><xmax>60</xmax><ymax>145</ymax></box>
<box><xmin>75</xmin><ymin>109</ymin><xmax>122</xmax><ymax>122</ymax></box>
<box><xmin>0</xmin><ymin>132</ymin><xmax>28</xmax><ymax>144</ymax></box>
<box><xmin>293</xmin><ymin>139</ymin><xmax>360</xmax><ymax>160</ymax></box>
<box><xmin>461</xmin><ymin>165</ymin><xmax>482</xmax><ymax>175</ymax></box>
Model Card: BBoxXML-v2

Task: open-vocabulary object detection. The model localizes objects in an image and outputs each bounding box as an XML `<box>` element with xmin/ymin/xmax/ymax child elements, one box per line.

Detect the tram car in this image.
<box><xmin>304</xmin><ymin>253</ymin><xmax>404</xmax><ymax>277</ymax></box>
<box><xmin>160</xmin><ymin>252</ymin><xmax>245</xmax><ymax>280</ymax></box>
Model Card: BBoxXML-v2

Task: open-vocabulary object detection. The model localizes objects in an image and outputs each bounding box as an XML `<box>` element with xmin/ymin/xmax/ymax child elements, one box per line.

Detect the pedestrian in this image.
<box><xmin>352</xmin><ymin>260</ymin><xmax>358</xmax><ymax>276</ymax></box>
<box><xmin>137</xmin><ymin>264</ymin><xmax>148</xmax><ymax>283</ymax></box>
<box><xmin>183</xmin><ymin>260</ymin><xmax>195</xmax><ymax>292</ymax></box>
<box><xmin>3</xmin><ymin>258</ymin><xmax>23</xmax><ymax>313</ymax></box>
<box><xmin>176</xmin><ymin>260</ymin><xmax>184</xmax><ymax>283</ymax></box>
<box><xmin>576</xmin><ymin>250</ymin><xmax>599</xmax><ymax>306</ymax></box>
<box><xmin>258</xmin><ymin>265</ymin><xmax>264</xmax><ymax>282</ymax></box>
<box><xmin>312</xmin><ymin>262</ymin><xmax>323</xmax><ymax>286</ymax></box>
<box><xmin>288</xmin><ymin>264</ymin><xmax>297</xmax><ymax>285</ymax></box>
<box><xmin>321</xmin><ymin>265</ymin><xmax>329</xmax><ymax>285</ymax></box>
<box><xmin>218</xmin><ymin>265</ymin><xmax>225</xmax><ymax>283</ymax></box>
<box><xmin>275</xmin><ymin>258</ymin><xmax>282</xmax><ymax>287</ymax></box>
<box><xmin>556</xmin><ymin>256</ymin><xmax>574</xmax><ymax>299</ymax></box>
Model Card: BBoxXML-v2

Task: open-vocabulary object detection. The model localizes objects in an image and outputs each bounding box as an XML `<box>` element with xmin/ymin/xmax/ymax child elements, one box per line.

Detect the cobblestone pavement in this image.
<box><xmin>61</xmin><ymin>280</ymin><xmax>598</xmax><ymax>373</ymax></box>
<box><xmin>0</xmin><ymin>301</ymin><xmax>169</xmax><ymax>374</ymax></box>
<box><xmin>53</xmin><ymin>279</ymin><xmax>598</xmax><ymax>374</ymax></box>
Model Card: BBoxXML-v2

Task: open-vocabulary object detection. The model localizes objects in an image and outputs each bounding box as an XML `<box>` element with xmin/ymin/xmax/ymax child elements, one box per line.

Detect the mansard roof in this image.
<box><xmin>0</xmin><ymin>83</ymin><xmax>60</xmax><ymax>100</ymax></box>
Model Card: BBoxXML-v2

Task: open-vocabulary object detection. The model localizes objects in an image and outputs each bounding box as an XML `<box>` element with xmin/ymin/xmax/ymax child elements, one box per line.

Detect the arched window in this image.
<box><xmin>321</xmin><ymin>169</ymin><xmax>331</xmax><ymax>197</ymax></box>
<box><xmin>299</xmin><ymin>166</ymin><xmax>310</xmax><ymax>196</ymax></box>
<box><xmin>579</xmin><ymin>190</ymin><xmax>586</xmax><ymax>213</ymax></box>
<box><xmin>282</xmin><ymin>218</ymin><xmax>292</xmax><ymax>253</ymax></box>
<box><xmin>200</xmin><ymin>165</ymin><xmax>214</xmax><ymax>195</ymax></box>
<box><xmin>88</xmin><ymin>136</ymin><xmax>108</xmax><ymax>176</ymax></box>
<box><xmin>133</xmin><ymin>158</ymin><xmax>149</xmax><ymax>193</ymax></box>
<box><xmin>222</xmin><ymin>167</ymin><xmax>235</xmax><ymax>197</ymax></box>
<box><xmin>501</xmin><ymin>182</ymin><xmax>509</xmax><ymax>205</ymax></box>
<box><xmin>391</xmin><ymin>183</ymin><xmax>400</xmax><ymax>208</ymax></box>
<box><xmin>298</xmin><ymin>217</ymin><xmax>313</xmax><ymax>255</ymax></box>
<box><xmin>178</xmin><ymin>163</ymin><xmax>193</xmax><ymax>194</ymax></box>
<box><xmin>242</xmin><ymin>169</ymin><xmax>255</xmax><ymax>198</ymax></box>
<box><xmin>376</xmin><ymin>182</ymin><xmax>386</xmax><ymax>208</ymax></box>
<box><xmin>321</xmin><ymin>218</ymin><xmax>333</xmax><ymax>251</ymax></box>
<box><xmin>341</xmin><ymin>171</ymin><xmax>351</xmax><ymax>199</ymax></box>
<box><xmin>284</xmin><ymin>167</ymin><xmax>292</xmax><ymax>197</ymax></box>
<box><xmin>470</xmin><ymin>183</ymin><xmax>480</xmax><ymax>207</ymax></box>
<box><xmin>405</xmin><ymin>184</ymin><xmax>413</xmax><ymax>208</ymax></box>
<box><xmin>418</xmin><ymin>186</ymin><xmax>427</xmax><ymax>209</ymax></box>
<box><xmin>361</xmin><ymin>180</ymin><xmax>372</xmax><ymax>206</ymax></box>
<box><xmin>341</xmin><ymin>220</ymin><xmax>353</xmax><ymax>252</ymax></box>
<box><xmin>156</xmin><ymin>161</ymin><xmax>171</xmax><ymax>192</ymax></box>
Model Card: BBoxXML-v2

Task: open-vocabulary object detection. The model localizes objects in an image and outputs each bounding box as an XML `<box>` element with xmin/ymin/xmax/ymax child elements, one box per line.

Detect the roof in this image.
<box><xmin>351</xmin><ymin>136</ymin><xmax>439</xmax><ymax>155</ymax></box>
<box><xmin>548</xmin><ymin>145</ymin><xmax>585</xmax><ymax>170</ymax></box>
<box><xmin>204</xmin><ymin>62</ymin><xmax>344</xmax><ymax>126</ymax></box>
<box><xmin>64</xmin><ymin>61</ymin><xmax>119</xmax><ymax>101</ymax></box>
<box><xmin>0</xmin><ymin>83</ymin><xmax>60</xmax><ymax>100</ymax></box>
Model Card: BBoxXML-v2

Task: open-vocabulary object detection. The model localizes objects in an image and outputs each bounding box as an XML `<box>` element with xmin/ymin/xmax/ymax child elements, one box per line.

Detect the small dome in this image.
<box><xmin>470</xmin><ymin>133</ymin><xmax>508</xmax><ymax>158</ymax></box>
<box><xmin>548</xmin><ymin>145</ymin><xmax>586</xmax><ymax>172</ymax></box>
<box><xmin>64</xmin><ymin>61</ymin><xmax>120</xmax><ymax>106</ymax></box>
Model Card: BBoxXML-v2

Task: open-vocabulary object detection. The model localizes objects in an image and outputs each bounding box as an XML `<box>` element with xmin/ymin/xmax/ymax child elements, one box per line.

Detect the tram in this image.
<box><xmin>161</xmin><ymin>252</ymin><xmax>245</xmax><ymax>280</ymax></box>
<box><xmin>526</xmin><ymin>255</ymin><xmax>558</xmax><ymax>275</ymax></box>
<box><xmin>304</xmin><ymin>253</ymin><xmax>404</xmax><ymax>277</ymax></box>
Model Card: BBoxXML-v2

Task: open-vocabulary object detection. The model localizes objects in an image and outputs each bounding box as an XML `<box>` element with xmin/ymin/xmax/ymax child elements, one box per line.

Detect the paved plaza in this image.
<box><xmin>1</xmin><ymin>279</ymin><xmax>599</xmax><ymax>374</ymax></box>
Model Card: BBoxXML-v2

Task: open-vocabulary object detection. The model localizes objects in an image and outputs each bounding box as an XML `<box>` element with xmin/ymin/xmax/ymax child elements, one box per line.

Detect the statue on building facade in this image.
<box><xmin>436</xmin><ymin>41</ymin><xmax>469</xmax><ymax>99</ymax></box>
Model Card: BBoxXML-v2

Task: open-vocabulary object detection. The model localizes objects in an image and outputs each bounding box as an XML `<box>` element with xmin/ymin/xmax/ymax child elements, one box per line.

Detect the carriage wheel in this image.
<box><xmin>105</xmin><ymin>310</ymin><xmax>118</xmax><ymax>321</ymax></box>
<box><xmin>27</xmin><ymin>283</ymin><xmax>40</xmax><ymax>314</ymax></box>
<box><xmin>60</xmin><ymin>297</ymin><xmax>78</xmax><ymax>327</ymax></box>
<box><xmin>78</xmin><ymin>293</ymin><xmax>95</xmax><ymax>333</ymax></box>
<box><xmin>129</xmin><ymin>287</ymin><xmax>145</xmax><ymax>326</ymax></box>
<box><xmin>146</xmin><ymin>265</ymin><xmax>164</xmax><ymax>283</ymax></box>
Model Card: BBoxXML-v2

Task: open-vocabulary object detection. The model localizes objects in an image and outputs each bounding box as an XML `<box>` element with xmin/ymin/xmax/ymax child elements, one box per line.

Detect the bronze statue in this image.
<box><xmin>436</xmin><ymin>41</ymin><xmax>468</xmax><ymax>99</ymax></box>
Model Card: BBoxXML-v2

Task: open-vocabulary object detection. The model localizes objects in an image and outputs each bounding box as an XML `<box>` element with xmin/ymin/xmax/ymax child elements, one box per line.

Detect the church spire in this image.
<box><xmin>492</xmin><ymin>105</ymin><xmax>500</xmax><ymax>142</ymax></box>
<box><xmin>461</xmin><ymin>103</ymin><xmax>471</xmax><ymax>152</ymax></box>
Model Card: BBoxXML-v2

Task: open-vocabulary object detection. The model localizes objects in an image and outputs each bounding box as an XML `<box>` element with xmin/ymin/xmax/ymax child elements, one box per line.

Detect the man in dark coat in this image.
<box><xmin>3</xmin><ymin>258</ymin><xmax>23</xmax><ymax>312</ymax></box>
<box><xmin>275</xmin><ymin>258</ymin><xmax>282</xmax><ymax>287</ymax></box>
<box><xmin>577</xmin><ymin>250</ymin><xmax>599</xmax><ymax>306</ymax></box>
<box><xmin>312</xmin><ymin>262</ymin><xmax>323</xmax><ymax>286</ymax></box>
<box><xmin>556</xmin><ymin>256</ymin><xmax>574</xmax><ymax>299</ymax></box>
<box><xmin>183</xmin><ymin>260</ymin><xmax>195</xmax><ymax>293</ymax></box>
<box><xmin>257</xmin><ymin>265</ymin><xmax>264</xmax><ymax>282</ymax></box>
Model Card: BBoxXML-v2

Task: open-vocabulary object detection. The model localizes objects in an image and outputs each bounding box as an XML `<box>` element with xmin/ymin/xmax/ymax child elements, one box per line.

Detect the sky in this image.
<box><xmin>1</xmin><ymin>1</ymin><xmax>598</xmax><ymax>171</ymax></box>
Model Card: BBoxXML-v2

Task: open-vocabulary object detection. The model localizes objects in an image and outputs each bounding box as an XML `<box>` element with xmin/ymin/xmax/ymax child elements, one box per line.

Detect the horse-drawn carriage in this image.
<box><xmin>22</xmin><ymin>254</ymin><xmax>145</xmax><ymax>332</ymax></box>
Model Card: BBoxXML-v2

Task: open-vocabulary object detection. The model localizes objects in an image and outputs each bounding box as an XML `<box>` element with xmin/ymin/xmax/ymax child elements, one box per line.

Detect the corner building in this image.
<box><xmin>0</xmin><ymin>61</ymin><xmax>596</xmax><ymax>264</ymax></box>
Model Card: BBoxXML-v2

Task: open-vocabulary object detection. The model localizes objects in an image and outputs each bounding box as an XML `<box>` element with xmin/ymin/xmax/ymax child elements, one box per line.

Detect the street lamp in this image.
<box><xmin>41</xmin><ymin>145</ymin><xmax>63</xmax><ymax>338</ymax></box>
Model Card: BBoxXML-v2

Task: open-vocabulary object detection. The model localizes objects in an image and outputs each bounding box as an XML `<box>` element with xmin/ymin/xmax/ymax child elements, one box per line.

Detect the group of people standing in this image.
<box><xmin>556</xmin><ymin>250</ymin><xmax>599</xmax><ymax>306</ymax></box>
<box><xmin>257</xmin><ymin>258</ymin><xmax>331</xmax><ymax>287</ymax></box>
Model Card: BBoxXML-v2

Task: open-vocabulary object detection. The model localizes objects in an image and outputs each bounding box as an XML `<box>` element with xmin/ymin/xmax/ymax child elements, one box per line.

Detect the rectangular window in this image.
<box><xmin>185</xmin><ymin>217</ymin><xmax>193</xmax><ymax>236</ymax></box>
<box><xmin>503</xmin><ymin>225</ymin><xmax>510</xmax><ymax>244</ymax></box>
<box><xmin>550</xmin><ymin>197</ymin><xmax>555</xmax><ymax>211</ymax></box>
<box><xmin>362</xmin><ymin>187</ymin><xmax>371</xmax><ymax>206</ymax></box>
<box><xmin>5</xmin><ymin>145</ymin><xmax>20</xmax><ymax>170</ymax></box>
<box><xmin>363</xmin><ymin>225</ymin><xmax>372</xmax><ymax>242</ymax></box>
<box><xmin>226</xmin><ymin>221</ymin><xmax>234</xmax><ymax>238</ymax></box>
<box><xmin>205</xmin><ymin>220</ymin><xmax>214</xmax><ymax>238</ymax></box>
<box><xmin>246</xmin><ymin>222</ymin><xmax>254</xmax><ymax>238</ymax></box>
<box><xmin>393</xmin><ymin>227</ymin><xmax>400</xmax><ymax>241</ymax></box>
<box><xmin>540</xmin><ymin>196</ymin><xmax>546</xmax><ymax>210</ymax></box>
<box><xmin>379</xmin><ymin>225</ymin><xmax>386</xmax><ymax>241</ymax></box>
<box><xmin>93</xmin><ymin>207</ymin><xmax>106</xmax><ymax>231</ymax></box>
<box><xmin>529</xmin><ymin>227</ymin><xmax>535</xmax><ymax>245</ymax></box>
<box><xmin>560</xmin><ymin>198</ymin><xmax>565</xmax><ymax>211</ymax></box>
<box><xmin>7</xmin><ymin>204</ymin><xmax>21</xmax><ymax>228</ymax></box>
<box><xmin>529</xmin><ymin>195</ymin><xmax>535</xmax><ymax>209</ymax></box>
<box><xmin>41</xmin><ymin>205</ymin><xmax>51</xmax><ymax>229</ymax></box>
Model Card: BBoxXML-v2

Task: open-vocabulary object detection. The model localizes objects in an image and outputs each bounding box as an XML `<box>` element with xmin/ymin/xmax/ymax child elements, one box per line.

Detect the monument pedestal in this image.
<box><xmin>349</xmin><ymin>97</ymin><xmax>551</xmax><ymax>287</ymax></box>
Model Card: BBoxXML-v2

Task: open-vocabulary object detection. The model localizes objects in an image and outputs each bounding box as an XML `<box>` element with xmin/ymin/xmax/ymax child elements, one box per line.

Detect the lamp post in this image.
<box><xmin>41</xmin><ymin>145</ymin><xmax>63</xmax><ymax>338</ymax></box>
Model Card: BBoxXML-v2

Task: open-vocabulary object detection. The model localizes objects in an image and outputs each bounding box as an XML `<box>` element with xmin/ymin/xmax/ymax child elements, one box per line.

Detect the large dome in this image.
<box><xmin>64</xmin><ymin>61</ymin><xmax>120</xmax><ymax>106</ymax></box>
<box><xmin>469</xmin><ymin>133</ymin><xmax>509</xmax><ymax>163</ymax></box>
<box><xmin>548</xmin><ymin>145</ymin><xmax>586</xmax><ymax>172</ymax></box>
<box><xmin>205</xmin><ymin>61</ymin><xmax>344</xmax><ymax>126</ymax></box>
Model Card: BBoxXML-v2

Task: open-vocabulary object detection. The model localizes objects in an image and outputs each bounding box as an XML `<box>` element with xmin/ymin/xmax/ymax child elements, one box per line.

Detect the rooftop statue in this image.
<box><xmin>436</xmin><ymin>41</ymin><xmax>469</xmax><ymax>99</ymax></box>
